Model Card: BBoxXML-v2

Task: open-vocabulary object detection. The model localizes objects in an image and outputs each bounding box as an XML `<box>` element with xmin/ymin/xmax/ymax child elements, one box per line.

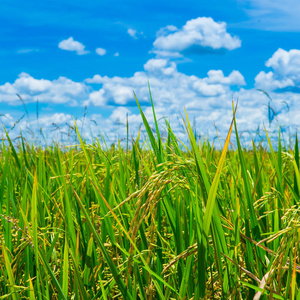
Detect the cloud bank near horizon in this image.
<box><xmin>1</xmin><ymin>47</ymin><xmax>299</xmax><ymax>145</ymax></box>
<box><xmin>1</xmin><ymin>16</ymin><xmax>299</xmax><ymax>145</ymax></box>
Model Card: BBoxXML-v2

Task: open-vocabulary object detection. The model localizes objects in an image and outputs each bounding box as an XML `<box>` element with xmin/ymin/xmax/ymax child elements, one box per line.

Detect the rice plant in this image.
<box><xmin>0</xmin><ymin>98</ymin><xmax>300</xmax><ymax>299</ymax></box>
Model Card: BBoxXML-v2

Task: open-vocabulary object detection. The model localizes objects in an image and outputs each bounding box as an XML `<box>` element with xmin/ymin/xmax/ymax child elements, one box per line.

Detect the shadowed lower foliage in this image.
<box><xmin>0</xmin><ymin>99</ymin><xmax>300</xmax><ymax>300</ymax></box>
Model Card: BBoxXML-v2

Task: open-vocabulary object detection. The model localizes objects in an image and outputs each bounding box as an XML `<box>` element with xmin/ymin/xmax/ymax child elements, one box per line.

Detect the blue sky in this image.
<box><xmin>1</xmin><ymin>0</ymin><xmax>300</xmax><ymax>145</ymax></box>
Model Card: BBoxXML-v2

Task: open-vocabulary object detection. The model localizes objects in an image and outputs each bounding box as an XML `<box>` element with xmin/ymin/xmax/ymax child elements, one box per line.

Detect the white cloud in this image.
<box><xmin>255</xmin><ymin>71</ymin><xmax>294</xmax><ymax>91</ymax></box>
<box><xmin>144</xmin><ymin>58</ymin><xmax>169</xmax><ymax>72</ymax></box>
<box><xmin>255</xmin><ymin>48</ymin><xmax>300</xmax><ymax>91</ymax></box>
<box><xmin>83</xmin><ymin>57</ymin><xmax>300</xmax><ymax>143</ymax></box>
<box><xmin>83</xmin><ymin>90</ymin><xmax>106</xmax><ymax>106</ymax></box>
<box><xmin>114</xmin><ymin>52</ymin><xmax>120</xmax><ymax>57</ymax></box>
<box><xmin>58</xmin><ymin>37</ymin><xmax>89</xmax><ymax>55</ymax></box>
<box><xmin>206</xmin><ymin>70</ymin><xmax>246</xmax><ymax>85</ymax></box>
<box><xmin>38</xmin><ymin>113</ymin><xmax>73</xmax><ymax>126</ymax></box>
<box><xmin>2</xmin><ymin>74</ymin><xmax>298</xmax><ymax>147</ymax></box>
<box><xmin>4</xmin><ymin>45</ymin><xmax>300</xmax><ymax>145</ymax></box>
<box><xmin>96</xmin><ymin>48</ymin><xmax>107</xmax><ymax>56</ymax></box>
<box><xmin>84</xmin><ymin>58</ymin><xmax>245</xmax><ymax>108</ymax></box>
<box><xmin>190</xmin><ymin>70</ymin><xmax>245</xmax><ymax>97</ymax></box>
<box><xmin>153</xmin><ymin>17</ymin><xmax>241</xmax><ymax>57</ymax></box>
<box><xmin>0</xmin><ymin>73</ymin><xmax>89</xmax><ymax>105</ymax></box>
<box><xmin>109</xmin><ymin>107</ymin><xmax>131</xmax><ymax>122</ymax></box>
<box><xmin>127</xmin><ymin>28</ymin><xmax>138</xmax><ymax>39</ymax></box>
<box><xmin>4</xmin><ymin>72</ymin><xmax>52</xmax><ymax>93</ymax></box>
<box><xmin>266</xmin><ymin>48</ymin><xmax>300</xmax><ymax>78</ymax></box>
<box><xmin>0</xmin><ymin>114</ymin><xmax>14</xmax><ymax>127</ymax></box>
<box><xmin>150</xmin><ymin>50</ymin><xmax>183</xmax><ymax>58</ymax></box>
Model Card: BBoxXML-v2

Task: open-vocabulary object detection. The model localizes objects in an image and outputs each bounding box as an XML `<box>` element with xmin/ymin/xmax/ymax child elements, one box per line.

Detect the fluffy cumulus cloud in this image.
<box><xmin>80</xmin><ymin>51</ymin><xmax>300</xmax><ymax>142</ymax></box>
<box><xmin>3</xmin><ymin>33</ymin><xmax>300</xmax><ymax>145</ymax></box>
<box><xmin>84</xmin><ymin>58</ymin><xmax>245</xmax><ymax>107</ymax></box>
<box><xmin>0</xmin><ymin>73</ymin><xmax>89</xmax><ymax>105</ymax></box>
<box><xmin>58</xmin><ymin>37</ymin><xmax>89</xmax><ymax>55</ymax></box>
<box><xmin>153</xmin><ymin>17</ymin><xmax>241</xmax><ymax>57</ymax></box>
<box><xmin>96</xmin><ymin>48</ymin><xmax>107</xmax><ymax>56</ymax></box>
<box><xmin>73</xmin><ymin>57</ymin><xmax>258</xmax><ymax>142</ymax></box>
<box><xmin>38</xmin><ymin>113</ymin><xmax>73</xmax><ymax>127</ymax></box>
<box><xmin>255</xmin><ymin>48</ymin><xmax>300</xmax><ymax>91</ymax></box>
<box><xmin>84</xmin><ymin>90</ymin><xmax>106</xmax><ymax>106</ymax></box>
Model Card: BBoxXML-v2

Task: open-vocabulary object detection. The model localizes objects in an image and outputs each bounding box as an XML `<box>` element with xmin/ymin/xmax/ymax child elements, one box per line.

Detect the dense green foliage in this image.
<box><xmin>1</xmin><ymin>103</ymin><xmax>300</xmax><ymax>299</ymax></box>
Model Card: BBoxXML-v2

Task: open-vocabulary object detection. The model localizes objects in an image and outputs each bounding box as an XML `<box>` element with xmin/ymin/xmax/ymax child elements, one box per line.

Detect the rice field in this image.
<box><xmin>0</xmin><ymin>100</ymin><xmax>300</xmax><ymax>299</ymax></box>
